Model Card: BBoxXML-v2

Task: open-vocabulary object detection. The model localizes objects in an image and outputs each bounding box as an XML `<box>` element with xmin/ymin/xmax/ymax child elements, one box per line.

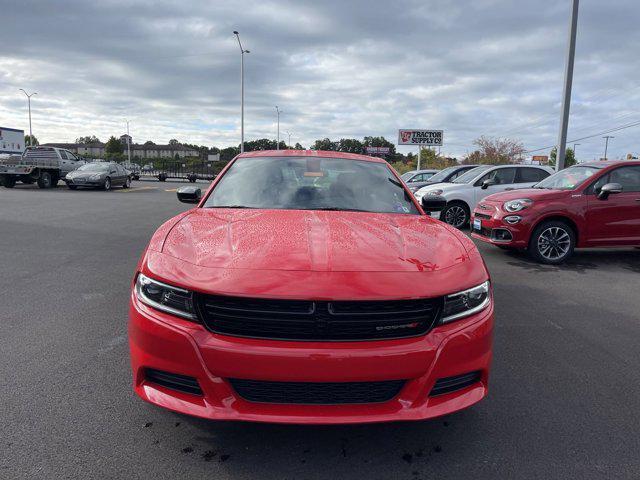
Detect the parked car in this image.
<box><xmin>401</xmin><ymin>169</ymin><xmax>439</xmax><ymax>192</ymax></box>
<box><xmin>65</xmin><ymin>162</ymin><xmax>131</xmax><ymax>190</ymax></box>
<box><xmin>406</xmin><ymin>164</ymin><xmax>485</xmax><ymax>193</ymax></box>
<box><xmin>470</xmin><ymin>161</ymin><xmax>640</xmax><ymax>263</ymax></box>
<box><xmin>416</xmin><ymin>164</ymin><xmax>554</xmax><ymax>228</ymax></box>
<box><xmin>122</xmin><ymin>162</ymin><xmax>141</xmax><ymax>180</ymax></box>
<box><xmin>129</xmin><ymin>149</ymin><xmax>494</xmax><ymax>424</ymax></box>
<box><xmin>0</xmin><ymin>146</ymin><xmax>85</xmax><ymax>188</ymax></box>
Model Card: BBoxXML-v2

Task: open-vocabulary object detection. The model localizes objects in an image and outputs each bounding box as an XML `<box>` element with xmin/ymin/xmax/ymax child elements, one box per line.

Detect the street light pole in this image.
<box><xmin>286</xmin><ymin>131</ymin><xmax>291</xmax><ymax>148</ymax></box>
<box><xmin>19</xmin><ymin>89</ymin><xmax>37</xmax><ymax>146</ymax></box>
<box><xmin>573</xmin><ymin>143</ymin><xmax>580</xmax><ymax>162</ymax></box>
<box><xmin>126</xmin><ymin>120</ymin><xmax>131</xmax><ymax>163</ymax></box>
<box><xmin>603</xmin><ymin>136</ymin><xmax>614</xmax><ymax>160</ymax></box>
<box><xmin>555</xmin><ymin>0</ymin><xmax>579</xmax><ymax>172</ymax></box>
<box><xmin>275</xmin><ymin>106</ymin><xmax>281</xmax><ymax>150</ymax></box>
<box><xmin>233</xmin><ymin>31</ymin><xmax>250</xmax><ymax>153</ymax></box>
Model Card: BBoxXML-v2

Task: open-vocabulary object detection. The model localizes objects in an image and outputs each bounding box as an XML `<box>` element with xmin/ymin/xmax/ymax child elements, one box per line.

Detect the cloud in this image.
<box><xmin>1</xmin><ymin>0</ymin><xmax>639</xmax><ymax>160</ymax></box>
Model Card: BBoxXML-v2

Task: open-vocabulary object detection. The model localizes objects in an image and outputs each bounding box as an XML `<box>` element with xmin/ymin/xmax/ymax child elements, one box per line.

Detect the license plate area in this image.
<box><xmin>473</xmin><ymin>218</ymin><xmax>482</xmax><ymax>231</ymax></box>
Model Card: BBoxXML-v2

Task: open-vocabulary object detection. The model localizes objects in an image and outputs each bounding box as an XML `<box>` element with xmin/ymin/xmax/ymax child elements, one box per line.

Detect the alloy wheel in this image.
<box><xmin>444</xmin><ymin>205</ymin><xmax>467</xmax><ymax>228</ymax></box>
<box><xmin>537</xmin><ymin>226</ymin><xmax>571</xmax><ymax>261</ymax></box>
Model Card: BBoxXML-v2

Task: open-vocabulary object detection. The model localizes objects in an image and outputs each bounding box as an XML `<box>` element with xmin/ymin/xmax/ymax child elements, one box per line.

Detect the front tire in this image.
<box><xmin>2</xmin><ymin>176</ymin><xmax>16</xmax><ymax>188</ymax></box>
<box><xmin>123</xmin><ymin>176</ymin><xmax>131</xmax><ymax>189</ymax></box>
<box><xmin>103</xmin><ymin>177</ymin><xmax>111</xmax><ymax>191</ymax></box>
<box><xmin>37</xmin><ymin>172</ymin><xmax>52</xmax><ymax>189</ymax></box>
<box><xmin>528</xmin><ymin>220</ymin><xmax>575</xmax><ymax>264</ymax></box>
<box><xmin>441</xmin><ymin>202</ymin><xmax>470</xmax><ymax>229</ymax></box>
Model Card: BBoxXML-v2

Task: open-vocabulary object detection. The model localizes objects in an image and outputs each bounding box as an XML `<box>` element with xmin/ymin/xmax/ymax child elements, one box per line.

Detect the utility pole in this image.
<box><xmin>126</xmin><ymin>120</ymin><xmax>131</xmax><ymax>163</ymax></box>
<box><xmin>275</xmin><ymin>106</ymin><xmax>281</xmax><ymax>150</ymax></box>
<box><xmin>233</xmin><ymin>31</ymin><xmax>250</xmax><ymax>153</ymax></box>
<box><xmin>603</xmin><ymin>136</ymin><xmax>614</xmax><ymax>160</ymax></box>
<box><xmin>286</xmin><ymin>131</ymin><xmax>292</xmax><ymax>147</ymax></box>
<box><xmin>19</xmin><ymin>89</ymin><xmax>37</xmax><ymax>145</ymax></box>
<box><xmin>555</xmin><ymin>0</ymin><xmax>579</xmax><ymax>172</ymax></box>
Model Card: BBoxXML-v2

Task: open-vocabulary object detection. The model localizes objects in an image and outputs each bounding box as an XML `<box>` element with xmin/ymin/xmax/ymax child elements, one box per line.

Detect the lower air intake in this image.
<box><xmin>229</xmin><ymin>378</ymin><xmax>405</xmax><ymax>404</ymax></box>
<box><xmin>145</xmin><ymin>368</ymin><xmax>203</xmax><ymax>396</ymax></box>
<box><xmin>429</xmin><ymin>371</ymin><xmax>482</xmax><ymax>397</ymax></box>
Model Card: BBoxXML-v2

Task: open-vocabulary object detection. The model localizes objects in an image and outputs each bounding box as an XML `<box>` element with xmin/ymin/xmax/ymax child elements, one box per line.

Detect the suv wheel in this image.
<box><xmin>441</xmin><ymin>202</ymin><xmax>469</xmax><ymax>229</ymax></box>
<box><xmin>529</xmin><ymin>220</ymin><xmax>575</xmax><ymax>264</ymax></box>
<box><xmin>37</xmin><ymin>172</ymin><xmax>52</xmax><ymax>189</ymax></box>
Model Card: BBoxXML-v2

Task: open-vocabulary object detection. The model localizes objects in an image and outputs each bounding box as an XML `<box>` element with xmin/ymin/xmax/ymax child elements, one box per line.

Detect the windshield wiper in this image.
<box><xmin>206</xmin><ymin>205</ymin><xmax>256</xmax><ymax>209</ymax></box>
<box><xmin>311</xmin><ymin>207</ymin><xmax>370</xmax><ymax>212</ymax></box>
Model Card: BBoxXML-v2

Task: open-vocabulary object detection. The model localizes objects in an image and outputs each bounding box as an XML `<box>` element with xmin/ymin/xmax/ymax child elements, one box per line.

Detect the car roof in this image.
<box><xmin>577</xmin><ymin>160</ymin><xmax>640</xmax><ymax>168</ymax></box>
<box><xmin>236</xmin><ymin>149</ymin><xmax>385</xmax><ymax>163</ymax></box>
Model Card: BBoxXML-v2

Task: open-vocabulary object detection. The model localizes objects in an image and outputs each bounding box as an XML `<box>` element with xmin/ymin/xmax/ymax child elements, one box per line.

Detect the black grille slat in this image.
<box><xmin>230</xmin><ymin>379</ymin><xmax>405</xmax><ymax>404</ymax></box>
<box><xmin>429</xmin><ymin>371</ymin><xmax>481</xmax><ymax>397</ymax></box>
<box><xmin>145</xmin><ymin>369</ymin><xmax>203</xmax><ymax>396</ymax></box>
<box><xmin>196</xmin><ymin>295</ymin><xmax>443</xmax><ymax>341</ymax></box>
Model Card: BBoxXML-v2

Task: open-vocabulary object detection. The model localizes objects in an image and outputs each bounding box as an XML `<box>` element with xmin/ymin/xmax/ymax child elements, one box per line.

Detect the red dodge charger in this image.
<box><xmin>129</xmin><ymin>150</ymin><xmax>493</xmax><ymax>424</ymax></box>
<box><xmin>471</xmin><ymin>160</ymin><xmax>640</xmax><ymax>264</ymax></box>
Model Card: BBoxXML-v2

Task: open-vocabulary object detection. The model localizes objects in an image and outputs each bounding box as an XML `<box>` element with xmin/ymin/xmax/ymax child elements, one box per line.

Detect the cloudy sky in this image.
<box><xmin>1</xmin><ymin>0</ymin><xmax>639</xmax><ymax>160</ymax></box>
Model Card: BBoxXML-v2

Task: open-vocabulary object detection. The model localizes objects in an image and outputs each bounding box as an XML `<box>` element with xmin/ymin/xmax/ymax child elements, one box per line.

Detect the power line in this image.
<box><xmin>524</xmin><ymin>119</ymin><xmax>640</xmax><ymax>154</ymax></box>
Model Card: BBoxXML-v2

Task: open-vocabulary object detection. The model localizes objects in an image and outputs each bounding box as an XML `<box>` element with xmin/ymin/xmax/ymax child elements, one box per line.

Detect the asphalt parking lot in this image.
<box><xmin>1</xmin><ymin>181</ymin><xmax>639</xmax><ymax>479</ymax></box>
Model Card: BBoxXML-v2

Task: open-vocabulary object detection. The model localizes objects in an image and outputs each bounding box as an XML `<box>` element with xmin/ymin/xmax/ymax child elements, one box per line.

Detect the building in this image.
<box><xmin>42</xmin><ymin>139</ymin><xmax>199</xmax><ymax>160</ymax></box>
<box><xmin>0</xmin><ymin>127</ymin><xmax>25</xmax><ymax>155</ymax></box>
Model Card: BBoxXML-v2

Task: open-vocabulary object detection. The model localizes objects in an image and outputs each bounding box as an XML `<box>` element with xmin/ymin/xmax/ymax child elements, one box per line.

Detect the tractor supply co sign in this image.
<box><xmin>397</xmin><ymin>129</ymin><xmax>443</xmax><ymax>146</ymax></box>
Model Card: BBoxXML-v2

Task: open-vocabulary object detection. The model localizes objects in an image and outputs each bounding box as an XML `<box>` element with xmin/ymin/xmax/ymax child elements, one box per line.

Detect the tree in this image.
<box><xmin>168</xmin><ymin>139</ymin><xmax>180</xmax><ymax>146</ymax></box>
<box><xmin>549</xmin><ymin>147</ymin><xmax>576</xmax><ymax>168</ymax></box>
<box><xmin>244</xmin><ymin>138</ymin><xmax>283</xmax><ymax>151</ymax></box>
<box><xmin>143</xmin><ymin>140</ymin><xmax>156</xmax><ymax>146</ymax></box>
<box><xmin>362</xmin><ymin>136</ymin><xmax>396</xmax><ymax>156</ymax></box>
<box><xmin>337</xmin><ymin>138</ymin><xmax>363</xmax><ymax>154</ymax></box>
<box><xmin>25</xmin><ymin>135</ymin><xmax>39</xmax><ymax>147</ymax></box>
<box><xmin>419</xmin><ymin>148</ymin><xmax>457</xmax><ymax>169</ymax></box>
<box><xmin>294</xmin><ymin>142</ymin><xmax>304</xmax><ymax>150</ymax></box>
<box><xmin>462</xmin><ymin>150</ymin><xmax>483</xmax><ymax>165</ymax></box>
<box><xmin>472</xmin><ymin>136</ymin><xmax>525</xmax><ymax>164</ymax></box>
<box><xmin>76</xmin><ymin>135</ymin><xmax>101</xmax><ymax>144</ymax></box>
<box><xmin>312</xmin><ymin>138</ymin><xmax>338</xmax><ymax>151</ymax></box>
<box><xmin>105</xmin><ymin>136</ymin><xmax>124</xmax><ymax>158</ymax></box>
<box><xmin>220</xmin><ymin>146</ymin><xmax>240</xmax><ymax>161</ymax></box>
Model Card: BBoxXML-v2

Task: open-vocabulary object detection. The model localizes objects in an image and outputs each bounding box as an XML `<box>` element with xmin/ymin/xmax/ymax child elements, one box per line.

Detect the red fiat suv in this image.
<box><xmin>129</xmin><ymin>150</ymin><xmax>493</xmax><ymax>424</ymax></box>
<box><xmin>471</xmin><ymin>161</ymin><xmax>640</xmax><ymax>264</ymax></box>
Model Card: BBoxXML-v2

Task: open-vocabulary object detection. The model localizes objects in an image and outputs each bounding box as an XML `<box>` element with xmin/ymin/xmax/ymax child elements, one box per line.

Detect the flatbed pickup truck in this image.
<box><xmin>0</xmin><ymin>146</ymin><xmax>85</xmax><ymax>188</ymax></box>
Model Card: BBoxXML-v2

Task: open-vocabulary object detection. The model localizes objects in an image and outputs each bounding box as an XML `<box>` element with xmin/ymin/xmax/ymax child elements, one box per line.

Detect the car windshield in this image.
<box><xmin>401</xmin><ymin>172</ymin><xmax>415</xmax><ymax>181</ymax></box>
<box><xmin>78</xmin><ymin>163</ymin><xmax>109</xmax><ymax>172</ymax></box>
<box><xmin>204</xmin><ymin>156</ymin><xmax>420</xmax><ymax>215</ymax></box>
<box><xmin>452</xmin><ymin>165</ymin><xmax>492</xmax><ymax>183</ymax></box>
<box><xmin>534</xmin><ymin>166</ymin><xmax>599</xmax><ymax>190</ymax></box>
<box><xmin>427</xmin><ymin>166</ymin><xmax>462</xmax><ymax>183</ymax></box>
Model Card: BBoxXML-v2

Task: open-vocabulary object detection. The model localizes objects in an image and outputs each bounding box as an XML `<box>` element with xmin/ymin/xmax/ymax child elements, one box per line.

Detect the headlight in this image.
<box><xmin>441</xmin><ymin>281</ymin><xmax>491</xmax><ymax>323</ymax></box>
<box><xmin>135</xmin><ymin>273</ymin><xmax>197</xmax><ymax>320</ymax></box>
<box><xmin>90</xmin><ymin>174</ymin><xmax>102</xmax><ymax>180</ymax></box>
<box><xmin>503</xmin><ymin>198</ymin><xmax>533</xmax><ymax>212</ymax></box>
<box><xmin>426</xmin><ymin>189</ymin><xmax>443</xmax><ymax>196</ymax></box>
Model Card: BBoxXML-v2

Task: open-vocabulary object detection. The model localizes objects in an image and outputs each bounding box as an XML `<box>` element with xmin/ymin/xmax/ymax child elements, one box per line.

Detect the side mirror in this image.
<box><xmin>177</xmin><ymin>186</ymin><xmax>201</xmax><ymax>204</ymax></box>
<box><xmin>481</xmin><ymin>178</ymin><xmax>496</xmax><ymax>190</ymax></box>
<box><xmin>597</xmin><ymin>182</ymin><xmax>623</xmax><ymax>200</ymax></box>
<box><xmin>421</xmin><ymin>195</ymin><xmax>447</xmax><ymax>212</ymax></box>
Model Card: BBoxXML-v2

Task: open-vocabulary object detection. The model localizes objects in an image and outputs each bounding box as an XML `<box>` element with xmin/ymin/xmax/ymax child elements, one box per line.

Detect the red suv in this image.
<box><xmin>129</xmin><ymin>150</ymin><xmax>493</xmax><ymax>424</ymax></box>
<box><xmin>471</xmin><ymin>161</ymin><xmax>640</xmax><ymax>263</ymax></box>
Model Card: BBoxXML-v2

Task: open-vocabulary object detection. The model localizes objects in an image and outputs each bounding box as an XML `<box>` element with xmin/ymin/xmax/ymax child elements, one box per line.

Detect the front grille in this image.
<box><xmin>145</xmin><ymin>368</ymin><xmax>203</xmax><ymax>396</ymax></box>
<box><xmin>229</xmin><ymin>378</ymin><xmax>405</xmax><ymax>404</ymax></box>
<box><xmin>429</xmin><ymin>371</ymin><xmax>482</xmax><ymax>396</ymax></box>
<box><xmin>195</xmin><ymin>295</ymin><xmax>443</xmax><ymax>341</ymax></box>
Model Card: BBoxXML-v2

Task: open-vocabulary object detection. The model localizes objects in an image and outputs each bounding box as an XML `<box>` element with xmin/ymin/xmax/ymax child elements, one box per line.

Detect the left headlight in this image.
<box><xmin>441</xmin><ymin>281</ymin><xmax>491</xmax><ymax>323</ymax></box>
<box><xmin>426</xmin><ymin>189</ymin><xmax>444</xmax><ymax>196</ymax></box>
<box><xmin>90</xmin><ymin>174</ymin><xmax>103</xmax><ymax>180</ymax></box>
<box><xmin>135</xmin><ymin>273</ymin><xmax>198</xmax><ymax>320</ymax></box>
<box><xmin>503</xmin><ymin>198</ymin><xmax>533</xmax><ymax>212</ymax></box>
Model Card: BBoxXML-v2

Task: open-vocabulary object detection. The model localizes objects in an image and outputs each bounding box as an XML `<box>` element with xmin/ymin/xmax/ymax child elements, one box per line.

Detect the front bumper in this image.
<box><xmin>65</xmin><ymin>178</ymin><xmax>103</xmax><ymax>187</ymax></box>
<box><xmin>470</xmin><ymin>208</ymin><xmax>531</xmax><ymax>247</ymax></box>
<box><xmin>129</xmin><ymin>293</ymin><xmax>493</xmax><ymax>424</ymax></box>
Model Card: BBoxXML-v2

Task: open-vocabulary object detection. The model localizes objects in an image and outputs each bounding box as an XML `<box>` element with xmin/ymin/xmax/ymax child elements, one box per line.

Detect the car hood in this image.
<box><xmin>482</xmin><ymin>188</ymin><xmax>569</xmax><ymax>203</ymax></box>
<box><xmin>158</xmin><ymin>208</ymin><xmax>471</xmax><ymax>273</ymax></box>
<box><xmin>67</xmin><ymin>171</ymin><xmax>104</xmax><ymax>178</ymax></box>
<box><xmin>417</xmin><ymin>182</ymin><xmax>468</xmax><ymax>196</ymax></box>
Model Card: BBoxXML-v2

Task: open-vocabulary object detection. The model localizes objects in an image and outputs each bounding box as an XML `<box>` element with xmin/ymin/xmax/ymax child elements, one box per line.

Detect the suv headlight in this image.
<box><xmin>135</xmin><ymin>273</ymin><xmax>197</xmax><ymax>320</ymax></box>
<box><xmin>426</xmin><ymin>189</ymin><xmax>444</xmax><ymax>196</ymax></box>
<box><xmin>441</xmin><ymin>281</ymin><xmax>491</xmax><ymax>323</ymax></box>
<box><xmin>503</xmin><ymin>198</ymin><xmax>533</xmax><ymax>212</ymax></box>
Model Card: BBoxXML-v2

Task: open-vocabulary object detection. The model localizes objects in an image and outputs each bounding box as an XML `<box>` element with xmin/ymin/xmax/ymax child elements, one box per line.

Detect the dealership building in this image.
<box><xmin>43</xmin><ymin>135</ymin><xmax>198</xmax><ymax>159</ymax></box>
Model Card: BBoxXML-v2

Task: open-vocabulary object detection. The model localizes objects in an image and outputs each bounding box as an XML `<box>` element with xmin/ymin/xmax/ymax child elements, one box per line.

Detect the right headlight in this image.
<box><xmin>135</xmin><ymin>273</ymin><xmax>197</xmax><ymax>320</ymax></box>
<box><xmin>441</xmin><ymin>281</ymin><xmax>491</xmax><ymax>323</ymax></box>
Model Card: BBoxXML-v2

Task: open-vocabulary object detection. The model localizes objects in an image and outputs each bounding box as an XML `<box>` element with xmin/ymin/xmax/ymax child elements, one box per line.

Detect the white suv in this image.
<box><xmin>415</xmin><ymin>164</ymin><xmax>554</xmax><ymax>228</ymax></box>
